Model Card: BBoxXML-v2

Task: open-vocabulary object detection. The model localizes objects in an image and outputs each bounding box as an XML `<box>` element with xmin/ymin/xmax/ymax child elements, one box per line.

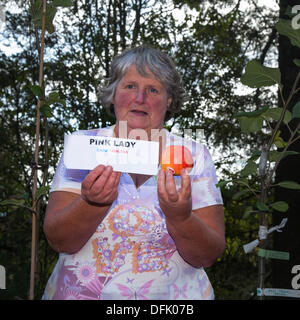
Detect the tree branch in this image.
<box><xmin>259</xmin><ymin>28</ymin><xmax>277</xmax><ymax>64</ymax></box>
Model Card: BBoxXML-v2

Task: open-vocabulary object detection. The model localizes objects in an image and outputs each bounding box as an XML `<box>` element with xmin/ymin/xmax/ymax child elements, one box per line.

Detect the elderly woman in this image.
<box><xmin>42</xmin><ymin>46</ymin><xmax>225</xmax><ymax>300</ymax></box>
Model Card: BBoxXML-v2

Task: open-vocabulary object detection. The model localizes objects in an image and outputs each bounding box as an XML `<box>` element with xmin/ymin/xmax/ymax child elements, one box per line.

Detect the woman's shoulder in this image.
<box><xmin>165</xmin><ymin>129</ymin><xmax>207</xmax><ymax>150</ymax></box>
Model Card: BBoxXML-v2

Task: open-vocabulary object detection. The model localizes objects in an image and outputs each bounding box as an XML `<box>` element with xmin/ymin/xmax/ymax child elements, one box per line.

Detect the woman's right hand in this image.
<box><xmin>44</xmin><ymin>165</ymin><xmax>121</xmax><ymax>253</ymax></box>
<box><xmin>81</xmin><ymin>165</ymin><xmax>121</xmax><ymax>206</ymax></box>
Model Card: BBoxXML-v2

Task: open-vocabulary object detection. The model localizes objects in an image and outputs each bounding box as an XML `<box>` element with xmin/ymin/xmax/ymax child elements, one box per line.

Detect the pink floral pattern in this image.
<box><xmin>116</xmin><ymin>279</ymin><xmax>155</xmax><ymax>300</ymax></box>
<box><xmin>42</xmin><ymin>126</ymin><xmax>222</xmax><ymax>300</ymax></box>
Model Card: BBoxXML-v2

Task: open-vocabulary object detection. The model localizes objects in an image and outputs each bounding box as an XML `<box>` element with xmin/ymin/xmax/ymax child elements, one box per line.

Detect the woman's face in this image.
<box><xmin>112</xmin><ymin>64</ymin><xmax>172</xmax><ymax>135</ymax></box>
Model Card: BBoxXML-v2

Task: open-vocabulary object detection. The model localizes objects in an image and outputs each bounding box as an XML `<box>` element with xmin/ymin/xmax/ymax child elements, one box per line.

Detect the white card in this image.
<box><xmin>63</xmin><ymin>134</ymin><xmax>159</xmax><ymax>175</ymax></box>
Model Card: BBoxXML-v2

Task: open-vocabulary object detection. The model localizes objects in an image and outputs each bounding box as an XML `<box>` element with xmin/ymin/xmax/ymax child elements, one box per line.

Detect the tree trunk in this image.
<box><xmin>272</xmin><ymin>0</ymin><xmax>300</xmax><ymax>299</ymax></box>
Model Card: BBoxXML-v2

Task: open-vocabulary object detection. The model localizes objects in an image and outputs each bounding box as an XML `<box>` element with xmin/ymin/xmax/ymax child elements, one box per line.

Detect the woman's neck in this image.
<box><xmin>113</xmin><ymin>122</ymin><xmax>167</xmax><ymax>168</ymax></box>
<box><xmin>113</xmin><ymin>122</ymin><xmax>167</xmax><ymax>144</ymax></box>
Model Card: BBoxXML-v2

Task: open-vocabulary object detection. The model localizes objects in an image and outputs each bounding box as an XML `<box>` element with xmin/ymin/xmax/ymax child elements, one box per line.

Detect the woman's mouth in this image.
<box><xmin>130</xmin><ymin>110</ymin><xmax>148</xmax><ymax>116</ymax></box>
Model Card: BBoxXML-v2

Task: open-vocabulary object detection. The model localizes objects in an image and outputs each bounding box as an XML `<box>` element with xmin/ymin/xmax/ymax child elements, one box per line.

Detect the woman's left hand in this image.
<box><xmin>157</xmin><ymin>168</ymin><xmax>192</xmax><ymax>224</ymax></box>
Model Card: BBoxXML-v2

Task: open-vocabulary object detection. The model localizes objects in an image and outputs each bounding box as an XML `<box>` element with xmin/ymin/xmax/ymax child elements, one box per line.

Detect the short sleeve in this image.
<box><xmin>49</xmin><ymin>150</ymin><xmax>90</xmax><ymax>194</ymax></box>
<box><xmin>191</xmin><ymin>144</ymin><xmax>223</xmax><ymax>210</ymax></box>
<box><xmin>50</xmin><ymin>126</ymin><xmax>115</xmax><ymax>194</ymax></box>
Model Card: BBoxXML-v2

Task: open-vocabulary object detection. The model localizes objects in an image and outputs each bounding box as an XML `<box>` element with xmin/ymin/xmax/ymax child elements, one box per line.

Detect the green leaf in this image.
<box><xmin>238</xmin><ymin>116</ymin><xmax>263</xmax><ymax>133</ymax></box>
<box><xmin>240</xmin><ymin>160</ymin><xmax>258</xmax><ymax>177</ymax></box>
<box><xmin>31</xmin><ymin>2</ymin><xmax>57</xmax><ymax>34</ymax></box>
<box><xmin>285</xmin><ymin>5</ymin><xmax>297</xmax><ymax>18</ymax></box>
<box><xmin>277</xmin><ymin>181</ymin><xmax>300</xmax><ymax>190</ymax></box>
<box><xmin>292</xmin><ymin>102</ymin><xmax>300</xmax><ymax>118</ymax></box>
<box><xmin>293</xmin><ymin>59</ymin><xmax>300</xmax><ymax>67</ymax></box>
<box><xmin>249</xmin><ymin>150</ymin><xmax>261</xmax><ymax>161</ymax></box>
<box><xmin>36</xmin><ymin>186</ymin><xmax>50</xmax><ymax>200</ymax></box>
<box><xmin>268</xmin><ymin>150</ymin><xmax>299</xmax><ymax>162</ymax></box>
<box><xmin>273</xmin><ymin>130</ymin><xmax>288</xmax><ymax>148</ymax></box>
<box><xmin>283</xmin><ymin>110</ymin><xmax>292</xmax><ymax>124</ymax></box>
<box><xmin>276</xmin><ymin>18</ymin><xmax>300</xmax><ymax>49</ymax></box>
<box><xmin>270</xmin><ymin>201</ymin><xmax>289</xmax><ymax>212</ymax></box>
<box><xmin>44</xmin><ymin>91</ymin><xmax>66</xmax><ymax>107</ymax></box>
<box><xmin>48</xmin><ymin>91</ymin><xmax>60</xmax><ymax>101</ymax></box>
<box><xmin>30</xmin><ymin>84</ymin><xmax>44</xmax><ymax>98</ymax></box>
<box><xmin>262</xmin><ymin>108</ymin><xmax>281</xmax><ymax>120</ymax></box>
<box><xmin>45</xmin><ymin>5</ymin><xmax>57</xmax><ymax>34</ymax></box>
<box><xmin>234</xmin><ymin>106</ymin><xmax>269</xmax><ymax>118</ymax></box>
<box><xmin>215</xmin><ymin>180</ymin><xmax>230</xmax><ymax>188</ymax></box>
<box><xmin>0</xmin><ymin>199</ymin><xmax>25</xmax><ymax>206</ymax></box>
<box><xmin>40</xmin><ymin>103</ymin><xmax>53</xmax><ymax>118</ymax></box>
<box><xmin>256</xmin><ymin>201</ymin><xmax>269</xmax><ymax>212</ymax></box>
<box><xmin>232</xmin><ymin>189</ymin><xmax>251</xmax><ymax>200</ymax></box>
<box><xmin>234</xmin><ymin>178</ymin><xmax>250</xmax><ymax>185</ymax></box>
<box><xmin>262</xmin><ymin>107</ymin><xmax>292</xmax><ymax>124</ymax></box>
<box><xmin>274</xmin><ymin>136</ymin><xmax>288</xmax><ymax>148</ymax></box>
<box><xmin>51</xmin><ymin>0</ymin><xmax>73</xmax><ymax>7</ymax></box>
<box><xmin>30</xmin><ymin>0</ymin><xmax>42</xmax><ymax>16</ymax></box>
<box><xmin>241</xmin><ymin>60</ymin><xmax>281</xmax><ymax>88</ymax></box>
<box><xmin>242</xmin><ymin>206</ymin><xmax>256</xmax><ymax>219</ymax></box>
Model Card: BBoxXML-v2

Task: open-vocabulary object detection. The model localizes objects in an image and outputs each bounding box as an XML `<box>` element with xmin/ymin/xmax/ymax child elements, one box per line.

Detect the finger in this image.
<box><xmin>180</xmin><ymin>168</ymin><xmax>191</xmax><ymax>198</ymax></box>
<box><xmin>100</xmin><ymin>169</ymin><xmax>121</xmax><ymax>202</ymax></box>
<box><xmin>82</xmin><ymin>165</ymin><xmax>106</xmax><ymax>191</ymax></box>
<box><xmin>165</xmin><ymin>168</ymin><xmax>178</xmax><ymax>202</ymax></box>
<box><xmin>103</xmin><ymin>169</ymin><xmax>119</xmax><ymax>191</ymax></box>
<box><xmin>103</xmin><ymin>170</ymin><xmax>120</xmax><ymax>200</ymax></box>
<box><xmin>90</xmin><ymin>166</ymin><xmax>113</xmax><ymax>194</ymax></box>
<box><xmin>108</xmin><ymin>170</ymin><xmax>121</xmax><ymax>193</ymax></box>
<box><xmin>113</xmin><ymin>171</ymin><xmax>122</xmax><ymax>188</ymax></box>
<box><xmin>157</xmin><ymin>168</ymin><xmax>168</xmax><ymax>200</ymax></box>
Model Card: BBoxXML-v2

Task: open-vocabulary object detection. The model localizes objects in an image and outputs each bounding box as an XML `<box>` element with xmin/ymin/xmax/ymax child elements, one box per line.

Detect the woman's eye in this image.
<box><xmin>126</xmin><ymin>84</ymin><xmax>134</xmax><ymax>89</ymax></box>
<box><xmin>150</xmin><ymin>87</ymin><xmax>158</xmax><ymax>94</ymax></box>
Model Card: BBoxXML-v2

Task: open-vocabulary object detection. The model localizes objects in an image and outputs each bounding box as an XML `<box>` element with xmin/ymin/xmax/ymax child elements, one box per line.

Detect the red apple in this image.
<box><xmin>161</xmin><ymin>145</ymin><xmax>194</xmax><ymax>175</ymax></box>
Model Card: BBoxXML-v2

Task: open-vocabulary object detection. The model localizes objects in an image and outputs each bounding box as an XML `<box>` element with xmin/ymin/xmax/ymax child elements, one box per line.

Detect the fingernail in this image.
<box><xmin>167</xmin><ymin>167</ymin><xmax>175</xmax><ymax>175</ymax></box>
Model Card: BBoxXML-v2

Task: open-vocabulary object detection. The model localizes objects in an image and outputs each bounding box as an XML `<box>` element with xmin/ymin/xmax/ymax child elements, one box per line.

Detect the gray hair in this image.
<box><xmin>97</xmin><ymin>45</ymin><xmax>185</xmax><ymax>121</ymax></box>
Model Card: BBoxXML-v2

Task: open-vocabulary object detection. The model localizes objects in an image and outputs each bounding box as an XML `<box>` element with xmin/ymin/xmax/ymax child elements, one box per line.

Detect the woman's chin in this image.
<box><xmin>126</xmin><ymin>120</ymin><xmax>149</xmax><ymax>131</ymax></box>
<box><xmin>116</xmin><ymin>119</ymin><xmax>163</xmax><ymax>139</ymax></box>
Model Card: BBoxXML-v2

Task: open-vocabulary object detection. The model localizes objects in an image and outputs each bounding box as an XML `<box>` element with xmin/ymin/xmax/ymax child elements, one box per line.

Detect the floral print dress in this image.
<box><xmin>42</xmin><ymin>126</ymin><xmax>223</xmax><ymax>300</ymax></box>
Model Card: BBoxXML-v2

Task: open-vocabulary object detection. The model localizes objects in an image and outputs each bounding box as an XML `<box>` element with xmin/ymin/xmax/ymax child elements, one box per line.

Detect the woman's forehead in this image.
<box><xmin>121</xmin><ymin>64</ymin><xmax>164</xmax><ymax>86</ymax></box>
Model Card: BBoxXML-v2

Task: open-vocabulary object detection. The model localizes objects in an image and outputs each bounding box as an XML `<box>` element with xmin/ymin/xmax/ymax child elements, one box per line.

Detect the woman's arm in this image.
<box><xmin>157</xmin><ymin>168</ymin><xmax>225</xmax><ymax>268</ymax></box>
<box><xmin>43</xmin><ymin>165</ymin><xmax>121</xmax><ymax>254</ymax></box>
<box><xmin>165</xmin><ymin>205</ymin><xmax>225</xmax><ymax>268</ymax></box>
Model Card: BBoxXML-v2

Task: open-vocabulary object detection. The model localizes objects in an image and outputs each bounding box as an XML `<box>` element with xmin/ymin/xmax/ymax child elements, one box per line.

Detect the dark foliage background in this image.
<box><xmin>1</xmin><ymin>0</ymin><xmax>296</xmax><ymax>300</ymax></box>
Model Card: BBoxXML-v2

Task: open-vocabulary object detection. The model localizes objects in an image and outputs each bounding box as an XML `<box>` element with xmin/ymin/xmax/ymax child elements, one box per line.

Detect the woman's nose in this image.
<box><xmin>135</xmin><ymin>89</ymin><xmax>146</xmax><ymax>104</ymax></box>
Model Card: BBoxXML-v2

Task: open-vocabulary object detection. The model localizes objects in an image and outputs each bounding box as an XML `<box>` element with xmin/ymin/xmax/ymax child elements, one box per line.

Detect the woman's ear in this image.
<box><xmin>167</xmin><ymin>97</ymin><xmax>172</xmax><ymax>108</ymax></box>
